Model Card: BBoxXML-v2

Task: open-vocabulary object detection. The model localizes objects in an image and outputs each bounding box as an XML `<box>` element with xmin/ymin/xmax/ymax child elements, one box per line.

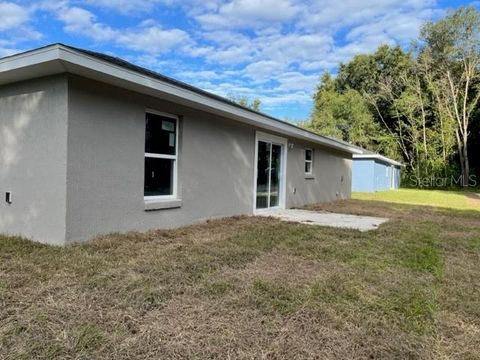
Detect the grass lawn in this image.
<box><xmin>1</xmin><ymin>192</ymin><xmax>480</xmax><ymax>358</ymax></box>
<box><xmin>353</xmin><ymin>188</ymin><xmax>480</xmax><ymax>211</ymax></box>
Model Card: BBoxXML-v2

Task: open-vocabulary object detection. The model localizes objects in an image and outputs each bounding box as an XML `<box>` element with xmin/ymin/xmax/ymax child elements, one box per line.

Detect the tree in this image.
<box><xmin>230</xmin><ymin>95</ymin><xmax>262</xmax><ymax>111</ymax></box>
<box><xmin>337</xmin><ymin>45</ymin><xmax>414</xmax><ymax>129</ymax></box>
<box><xmin>369</xmin><ymin>55</ymin><xmax>452</xmax><ymax>178</ymax></box>
<box><xmin>305</xmin><ymin>73</ymin><xmax>380</xmax><ymax>149</ymax></box>
<box><xmin>336</xmin><ymin>45</ymin><xmax>417</xmax><ymax>164</ymax></box>
<box><xmin>417</xmin><ymin>50</ymin><xmax>457</xmax><ymax>175</ymax></box>
<box><xmin>302</xmin><ymin>8</ymin><xmax>480</xmax><ymax>187</ymax></box>
<box><xmin>419</xmin><ymin>7</ymin><xmax>480</xmax><ymax>186</ymax></box>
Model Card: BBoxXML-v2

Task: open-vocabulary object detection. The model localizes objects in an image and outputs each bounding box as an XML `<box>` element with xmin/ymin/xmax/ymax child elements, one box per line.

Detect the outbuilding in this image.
<box><xmin>352</xmin><ymin>148</ymin><xmax>402</xmax><ymax>192</ymax></box>
<box><xmin>0</xmin><ymin>44</ymin><xmax>361</xmax><ymax>245</ymax></box>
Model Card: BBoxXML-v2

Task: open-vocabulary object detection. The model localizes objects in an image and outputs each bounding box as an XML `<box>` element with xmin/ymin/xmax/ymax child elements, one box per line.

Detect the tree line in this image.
<box><xmin>301</xmin><ymin>7</ymin><xmax>480</xmax><ymax>187</ymax></box>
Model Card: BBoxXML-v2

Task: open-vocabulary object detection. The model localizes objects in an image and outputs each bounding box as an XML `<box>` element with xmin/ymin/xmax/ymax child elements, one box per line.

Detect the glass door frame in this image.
<box><xmin>253</xmin><ymin>131</ymin><xmax>288</xmax><ymax>213</ymax></box>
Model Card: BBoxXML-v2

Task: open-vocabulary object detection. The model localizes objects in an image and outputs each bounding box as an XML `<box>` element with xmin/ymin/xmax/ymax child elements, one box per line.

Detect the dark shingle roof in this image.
<box><xmin>62</xmin><ymin>44</ymin><xmax>301</xmax><ymax>128</ymax></box>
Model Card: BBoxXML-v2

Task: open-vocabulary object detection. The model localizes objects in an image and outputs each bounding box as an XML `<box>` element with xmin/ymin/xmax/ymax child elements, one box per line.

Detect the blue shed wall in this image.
<box><xmin>374</xmin><ymin>160</ymin><xmax>391</xmax><ymax>191</ymax></box>
<box><xmin>353</xmin><ymin>158</ymin><xmax>402</xmax><ymax>192</ymax></box>
<box><xmin>352</xmin><ymin>159</ymin><xmax>375</xmax><ymax>192</ymax></box>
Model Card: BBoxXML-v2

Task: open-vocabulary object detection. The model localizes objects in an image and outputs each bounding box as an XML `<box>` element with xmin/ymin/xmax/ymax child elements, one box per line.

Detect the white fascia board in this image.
<box><xmin>353</xmin><ymin>154</ymin><xmax>403</xmax><ymax>167</ymax></box>
<box><xmin>1</xmin><ymin>44</ymin><xmax>361</xmax><ymax>154</ymax></box>
<box><xmin>0</xmin><ymin>47</ymin><xmax>66</xmax><ymax>86</ymax></box>
<box><xmin>0</xmin><ymin>46</ymin><xmax>59</xmax><ymax>71</ymax></box>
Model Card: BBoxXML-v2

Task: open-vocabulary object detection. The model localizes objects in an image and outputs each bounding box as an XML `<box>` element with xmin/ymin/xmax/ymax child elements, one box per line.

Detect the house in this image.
<box><xmin>0</xmin><ymin>44</ymin><xmax>361</xmax><ymax>245</ymax></box>
<box><xmin>352</xmin><ymin>147</ymin><xmax>402</xmax><ymax>192</ymax></box>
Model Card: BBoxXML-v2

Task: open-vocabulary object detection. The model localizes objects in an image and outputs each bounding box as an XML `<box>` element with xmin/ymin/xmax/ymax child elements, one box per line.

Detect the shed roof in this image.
<box><xmin>349</xmin><ymin>143</ymin><xmax>403</xmax><ymax>167</ymax></box>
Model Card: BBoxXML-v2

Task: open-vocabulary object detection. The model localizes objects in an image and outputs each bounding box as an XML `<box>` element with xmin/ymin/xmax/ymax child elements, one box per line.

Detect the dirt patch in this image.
<box><xmin>465</xmin><ymin>192</ymin><xmax>480</xmax><ymax>207</ymax></box>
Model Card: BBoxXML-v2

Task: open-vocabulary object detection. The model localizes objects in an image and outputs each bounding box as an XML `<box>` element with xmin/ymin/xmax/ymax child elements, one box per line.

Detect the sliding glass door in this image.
<box><xmin>256</xmin><ymin>140</ymin><xmax>283</xmax><ymax>209</ymax></box>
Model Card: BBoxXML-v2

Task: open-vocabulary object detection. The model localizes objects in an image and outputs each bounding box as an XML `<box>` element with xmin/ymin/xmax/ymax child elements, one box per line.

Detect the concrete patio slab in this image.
<box><xmin>257</xmin><ymin>209</ymin><xmax>388</xmax><ymax>232</ymax></box>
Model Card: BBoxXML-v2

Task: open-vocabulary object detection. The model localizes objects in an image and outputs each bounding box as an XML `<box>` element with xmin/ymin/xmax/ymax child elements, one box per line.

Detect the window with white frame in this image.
<box><xmin>144</xmin><ymin>111</ymin><xmax>178</xmax><ymax>199</ymax></box>
<box><xmin>305</xmin><ymin>148</ymin><xmax>313</xmax><ymax>174</ymax></box>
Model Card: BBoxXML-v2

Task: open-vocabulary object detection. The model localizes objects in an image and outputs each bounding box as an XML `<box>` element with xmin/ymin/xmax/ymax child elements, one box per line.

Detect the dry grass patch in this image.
<box><xmin>1</xmin><ymin>201</ymin><xmax>480</xmax><ymax>359</ymax></box>
<box><xmin>220</xmin><ymin>251</ymin><xmax>333</xmax><ymax>285</ymax></box>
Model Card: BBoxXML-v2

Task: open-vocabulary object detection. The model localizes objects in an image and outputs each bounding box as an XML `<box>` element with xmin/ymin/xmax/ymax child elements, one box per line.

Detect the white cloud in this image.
<box><xmin>206</xmin><ymin>45</ymin><xmax>254</xmax><ymax>64</ymax></box>
<box><xmin>58</xmin><ymin>7</ymin><xmax>116</xmax><ymax>41</ymax></box>
<box><xmin>0</xmin><ymin>46</ymin><xmax>18</xmax><ymax>57</ymax></box>
<box><xmin>196</xmin><ymin>0</ymin><xmax>300</xmax><ymax>29</ymax></box>
<box><xmin>299</xmin><ymin>60</ymin><xmax>338</xmax><ymax>71</ymax></box>
<box><xmin>346</xmin><ymin>8</ymin><xmax>441</xmax><ymax>44</ymax></box>
<box><xmin>1</xmin><ymin>0</ymin><xmax>446</xmax><ymax>116</ymax></box>
<box><xmin>276</xmin><ymin>72</ymin><xmax>319</xmax><ymax>92</ymax></box>
<box><xmin>117</xmin><ymin>26</ymin><xmax>191</xmax><ymax>55</ymax></box>
<box><xmin>0</xmin><ymin>2</ymin><xmax>42</xmax><ymax>51</ymax></box>
<box><xmin>254</xmin><ymin>32</ymin><xmax>333</xmax><ymax>64</ymax></box>
<box><xmin>0</xmin><ymin>2</ymin><xmax>30</xmax><ymax>31</ymax></box>
<box><xmin>299</xmin><ymin>0</ymin><xmax>436</xmax><ymax>30</ymax></box>
<box><xmin>33</xmin><ymin>0</ymin><xmax>69</xmax><ymax>12</ymax></box>
<box><xmin>156</xmin><ymin>0</ymin><xmax>439</xmax><ymax>114</ymax></box>
<box><xmin>57</xmin><ymin>6</ymin><xmax>191</xmax><ymax>54</ymax></box>
<box><xmin>176</xmin><ymin>70</ymin><xmax>227</xmax><ymax>81</ymax></box>
<box><xmin>186</xmin><ymin>0</ymin><xmax>438</xmax><ymax>70</ymax></box>
<box><xmin>261</xmin><ymin>91</ymin><xmax>311</xmax><ymax>107</ymax></box>
<box><xmin>83</xmin><ymin>0</ymin><xmax>159</xmax><ymax>13</ymax></box>
<box><xmin>194</xmin><ymin>30</ymin><xmax>252</xmax><ymax>63</ymax></box>
<box><xmin>83</xmin><ymin>0</ymin><xmax>223</xmax><ymax>15</ymax></box>
<box><xmin>243</xmin><ymin>60</ymin><xmax>287</xmax><ymax>81</ymax></box>
<box><xmin>201</xmin><ymin>30</ymin><xmax>251</xmax><ymax>45</ymax></box>
<box><xmin>187</xmin><ymin>29</ymin><xmax>334</xmax><ymax>69</ymax></box>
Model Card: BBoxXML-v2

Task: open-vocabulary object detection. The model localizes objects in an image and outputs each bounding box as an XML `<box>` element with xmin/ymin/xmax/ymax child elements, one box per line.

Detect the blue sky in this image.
<box><xmin>1</xmin><ymin>0</ymin><xmax>477</xmax><ymax>121</ymax></box>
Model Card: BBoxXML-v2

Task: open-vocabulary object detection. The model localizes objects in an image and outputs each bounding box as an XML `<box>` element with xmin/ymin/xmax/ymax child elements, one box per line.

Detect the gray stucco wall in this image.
<box><xmin>65</xmin><ymin>77</ymin><xmax>351</xmax><ymax>243</ymax></box>
<box><xmin>285</xmin><ymin>140</ymin><xmax>351</xmax><ymax>208</ymax></box>
<box><xmin>0</xmin><ymin>76</ymin><xmax>68</xmax><ymax>245</ymax></box>
<box><xmin>1</xmin><ymin>74</ymin><xmax>352</xmax><ymax>244</ymax></box>
<box><xmin>65</xmin><ymin>77</ymin><xmax>255</xmax><ymax>243</ymax></box>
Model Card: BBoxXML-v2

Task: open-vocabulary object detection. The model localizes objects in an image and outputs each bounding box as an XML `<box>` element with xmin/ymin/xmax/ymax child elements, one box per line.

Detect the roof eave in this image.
<box><xmin>352</xmin><ymin>154</ymin><xmax>403</xmax><ymax>166</ymax></box>
<box><xmin>0</xmin><ymin>44</ymin><xmax>361</xmax><ymax>154</ymax></box>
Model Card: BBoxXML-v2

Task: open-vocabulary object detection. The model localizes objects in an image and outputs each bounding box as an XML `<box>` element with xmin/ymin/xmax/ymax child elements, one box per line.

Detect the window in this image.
<box><xmin>305</xmin><ymin>148</ymin><xmax>313</xmax><ymax>174</ymax></box>
<box><xmin>144</xmin><ymin>111</ymin><xmax>178</xmax><ymax>199</ymax></box>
